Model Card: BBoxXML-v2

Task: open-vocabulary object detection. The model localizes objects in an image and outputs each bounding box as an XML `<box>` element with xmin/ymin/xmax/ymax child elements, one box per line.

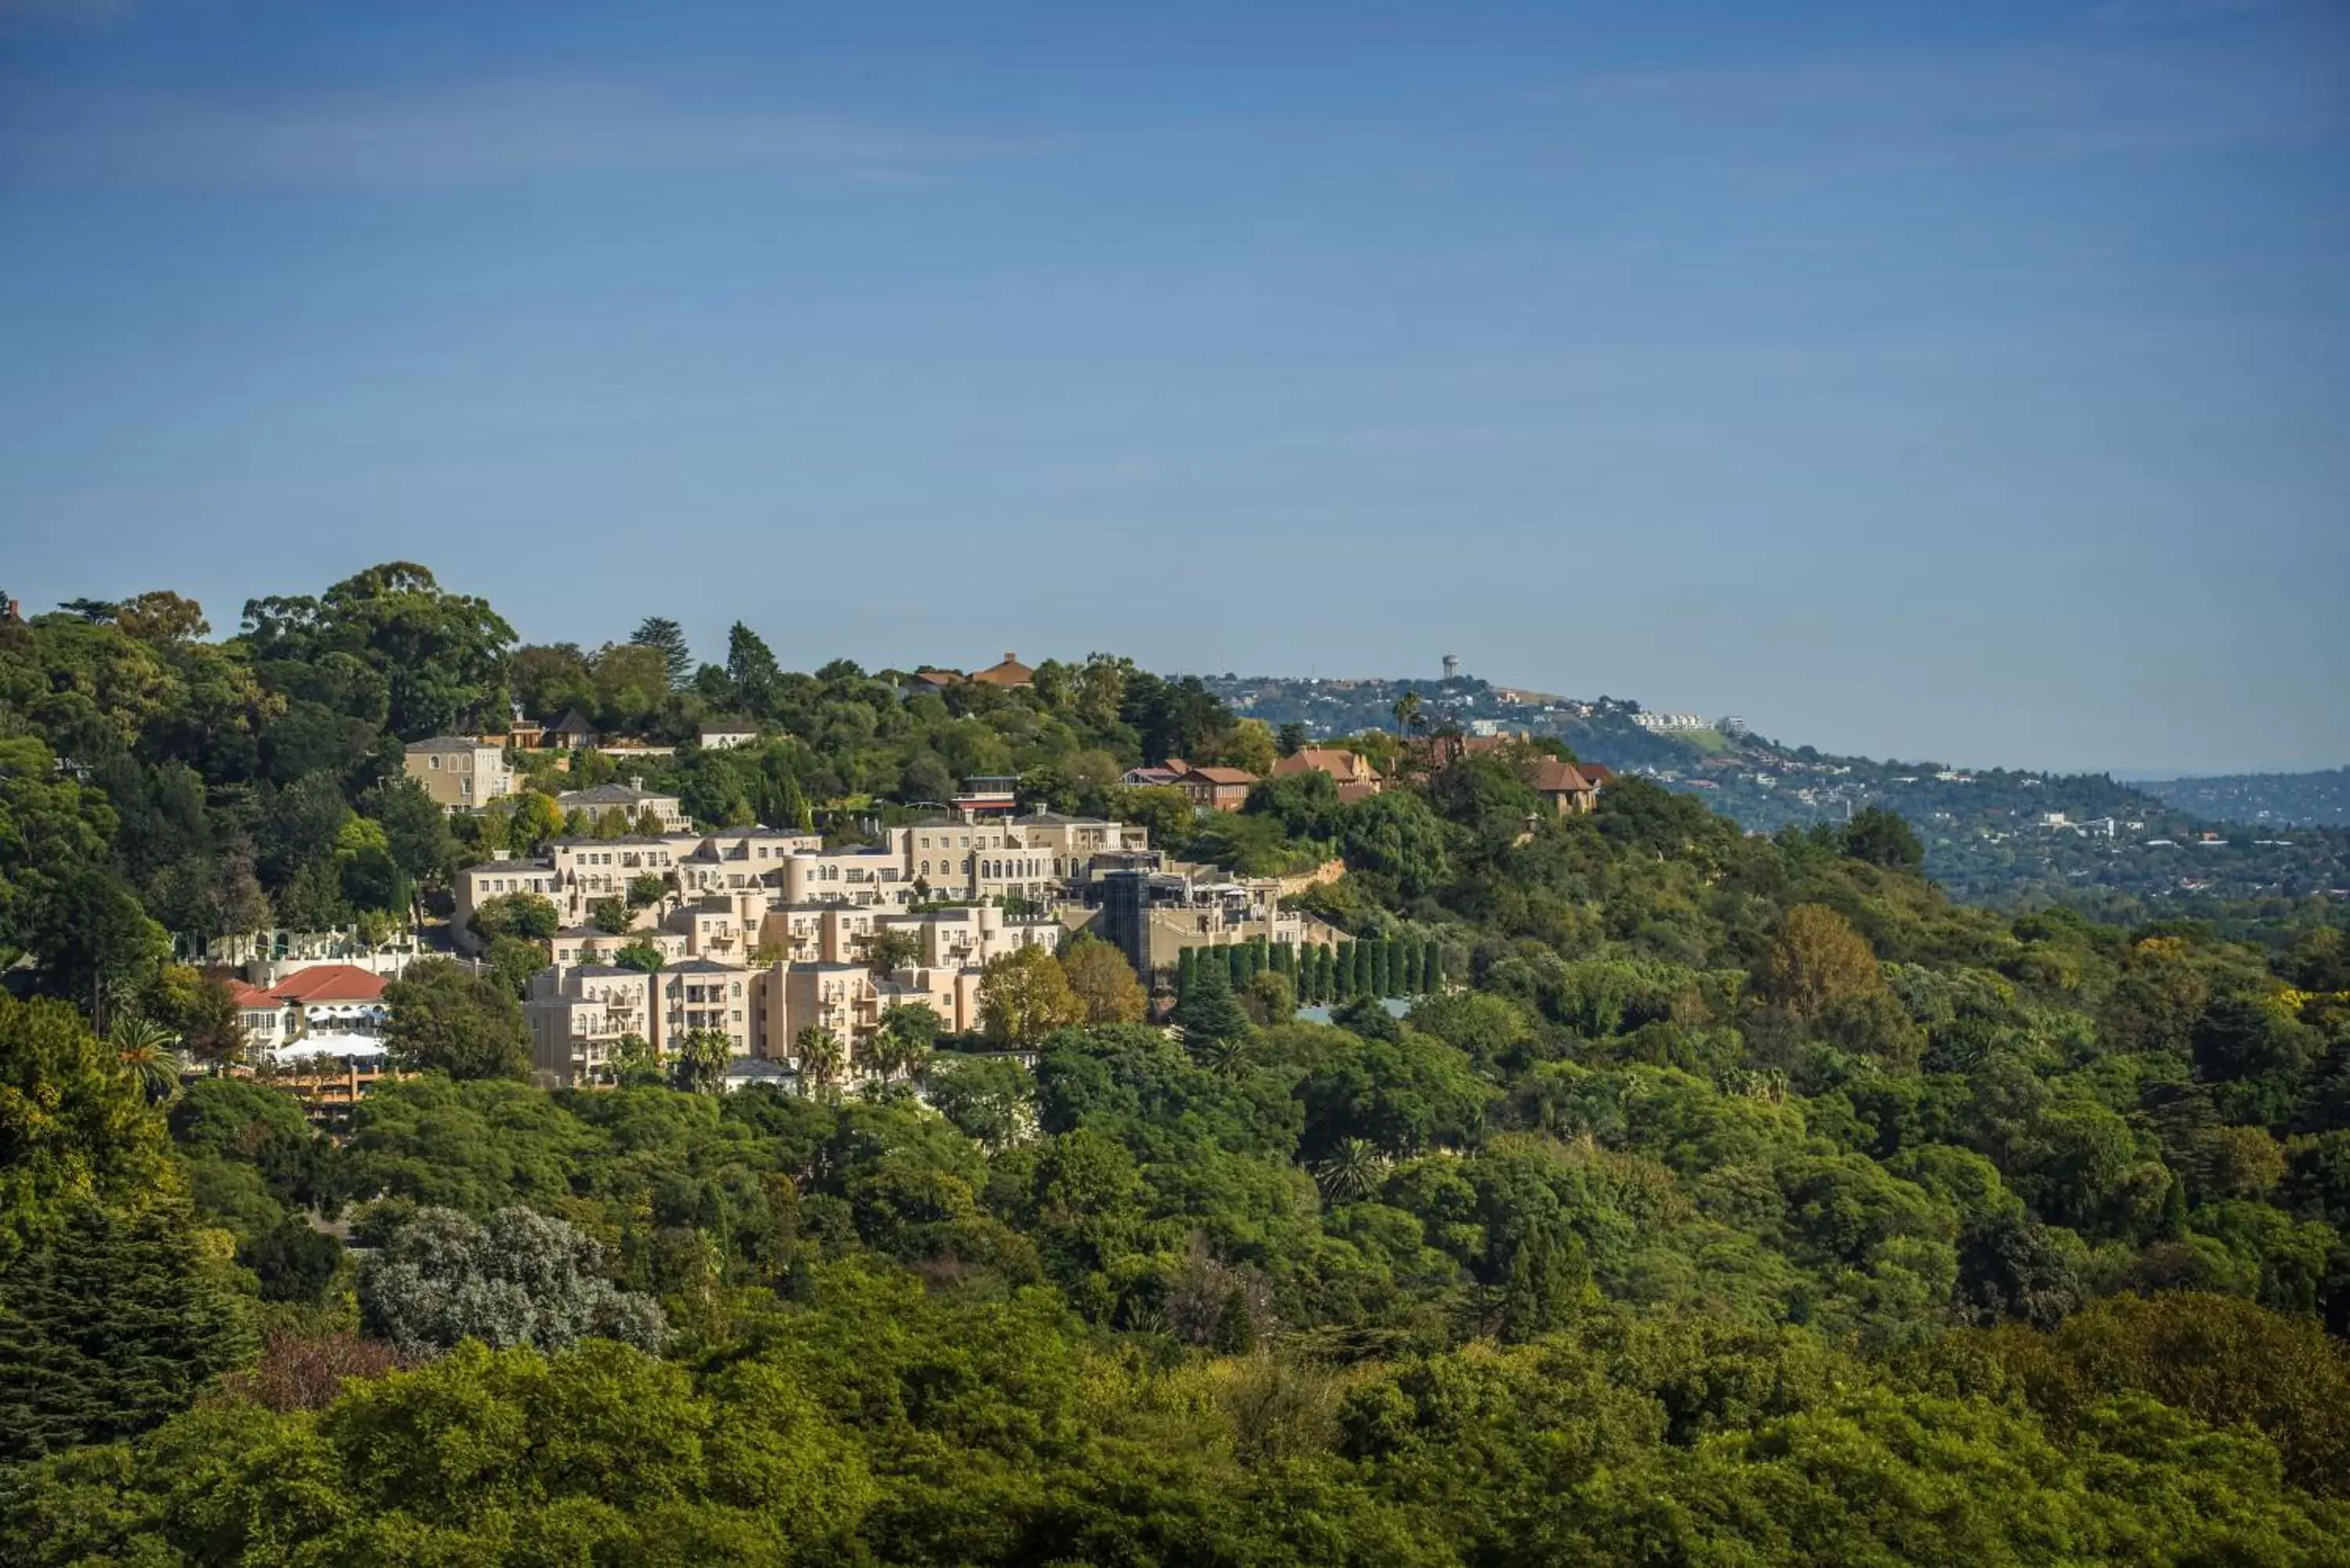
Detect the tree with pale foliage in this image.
<box><xmin>357</xmin><ymin>1205</ymin><xmax>664</xmax><ymax>1358</ymax></box>
<box><xmin>978</xmin><ymin>945</ymin><xmax>1086</xmax><ymax>1047</ymax></box>
<box><xmin>1755</xmin><ymin>903</ymin><xmax>1885</xmax><ymax>1020</ymax></box>
<box><xmin>1059</xmin><ymin>938</ymin><xmax>1148</xmax><ymax>1025</ymax></box>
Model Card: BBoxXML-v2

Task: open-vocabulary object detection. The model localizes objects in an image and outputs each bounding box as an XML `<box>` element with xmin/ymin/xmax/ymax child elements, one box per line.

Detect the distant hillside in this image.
<box><xmin>2135</xmin><ymin>768</ymin><xmax>2350</xmax><ymax>827</ymax></box>
<box><xmin>1197</xmin><ymin>671</ymin><xmax>2350</xmax><ymax>913</ymax></box>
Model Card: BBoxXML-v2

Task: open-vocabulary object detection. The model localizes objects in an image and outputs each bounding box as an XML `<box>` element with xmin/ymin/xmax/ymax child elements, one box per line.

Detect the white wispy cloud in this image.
<box><xmin>0</xmin><ymin>76</ymin><xmax>1035</xmax><ymax>187</ymax></box>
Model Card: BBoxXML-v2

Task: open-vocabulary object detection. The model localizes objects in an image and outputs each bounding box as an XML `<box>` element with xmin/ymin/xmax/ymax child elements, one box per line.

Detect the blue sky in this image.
<box><xmin>2</xmin><ymin>0</ymin><xmax>2344</xmax><ymax>774</ymax></box>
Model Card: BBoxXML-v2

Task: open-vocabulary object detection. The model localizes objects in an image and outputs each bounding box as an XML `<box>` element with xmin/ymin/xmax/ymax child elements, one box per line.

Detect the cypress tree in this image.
<box><xmin>0</xmin><ymin>1198</ymin><xmax>257</xmax><ymax>1466</ymax></box>
<box><xmin>1177</xmin><ymin>946</ymin><xmax>1196</xmax><ymax>999</ymax></box>
<box><xmin>1399</xmin><ymin>941</ymin><xmax>1422</xmax><ymax>995</ymax></box>
<box><xmin>1374</xmin><ymin>939</ymin><xmax>1394</xmax><ymax>997</ymax></box>
<box><xmin>1226</xmin><ymin>945</ymin><xmax>1246</xmax><ymax>990</ymax></box>
<box><xmin>1335</xmin><ymin>941</ymin><xmax>1354</xmax><ymax>998</ymax></box>
<box><xmin>1172</xmin><ymin>954</ymin><xmax>1251</xmax><ymax>1050</ymax></box>
<box><xmin>1424</xmin><ymin>940</ymin><xmax>1444</xmax><ymax>992</ymax></box>
<box><xmin>1353</xmin><ymin>941</ymin><xmax>1373</xmax><ymax>997</ymax></box>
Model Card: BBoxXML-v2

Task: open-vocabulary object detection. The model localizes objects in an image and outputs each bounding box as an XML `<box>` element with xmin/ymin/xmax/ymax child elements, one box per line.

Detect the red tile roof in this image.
<box><xmin>1273</xmin><ymin>747</ymin><xmax>1383</xmax><ymax>786</ymax></box>
<box><xmin>968</xmin><ymin>652</ymin><xmax>1036</xmax><ymax>688</ymax></box>
<box><xmin>226</xmin><ymin>981</ymin><xmax>279</xmax><ymax>1010</ymax></box>
<box><xmin>269</xmin><ymin>964</ymin><xmax>388</xmax><ymax>1005</ymax></box>
<box><xmin>1182</xmin><ymin>766</ymin><xmax>1260</xmax><ymax>786</ymax></box>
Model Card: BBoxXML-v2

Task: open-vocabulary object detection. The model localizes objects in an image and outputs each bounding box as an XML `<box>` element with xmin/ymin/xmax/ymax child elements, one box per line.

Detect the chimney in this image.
<box><xmin>1003</xmin><ymin>651</ymin><xmax>1016</xmax><ymax>663</ymax></box>
<box><xmin>630</xmin><ymin>775</ymin><xmax>645</xmax><ymax>791</ymax></box>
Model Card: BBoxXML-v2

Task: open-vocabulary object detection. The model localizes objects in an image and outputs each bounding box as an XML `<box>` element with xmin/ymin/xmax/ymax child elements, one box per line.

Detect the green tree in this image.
<box><xmin>1172</xmin><ymin>952</ymin><xmax>1251</xmax><ymax>1050</ymax></box>
<box><xmin>631</xmin><ymin>616</ymin><xmax>692</xmax><ymax>688</ymax></box>
<box><xmin>868</xmin><ymin>1004</ymin><xmax>942</xmax><ymax>1080</ymax></box>
<box><xmin>866</xmin><ymin>927</ymin><xmax>924</xmax><ymax>974</ymax></box>
<box><xmin>505</xmin><ymin>791</ymin><xmax>565</xmax><ymax>852</ymax></box>
<box><xmin>0</xmin><ymin>994</ymin><xmax>176</xmax><ymax>1268</ymax></box>
<box><xmin>241</xmin><ymin>562</ymin><xmax>516</xmax><ymax>740</ymax></box>
<box><xmin>1242</xmin><ymin>967</ymin><xmax>1297</xmax><ymax>1026</ymax></box>
<box><xmin>0</xmin><ymin>1197</ymin><xmax>256</xmax><ymax>1466</ymax></box>
<box><xmin>110</xmin><ymin>1016</ymin><xmax>182</xmax><ymax>1105</ymax></box>
<box><xmin>794</xmin><ymin>1025</ymin><xmax>846</xmax><ymax>1093</ymax></box>
<box><xmin>1842</xmin><ymin>807</ymin><xmax>1925</xmax><ymax>870</ymax></box>
<box><xmin>381</xmin><ymin>958</ymin><xmax>531</xmax><ymax>1081</ymax></box>
<box><xmin>670</xmin><ymin>1028</ymin><xmax>732</xmax><ymax>1094</ymax></box>
<box><xmin>467</xmin><ymin>890</ymin><xmax>559</xmax><ymax>945</ymax></box>
<box><xmin>613</xmin><ymin>941</ymin><xmax>666</xmax><ymax>974</ymax></box>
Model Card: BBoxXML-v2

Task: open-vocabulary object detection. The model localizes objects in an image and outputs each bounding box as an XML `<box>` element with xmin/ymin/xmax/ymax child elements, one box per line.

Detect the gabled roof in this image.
<box><xmin>967</xmin><ymin>651</ymin><xmax>1035</xmax><ymax>688</ymax></box>
<box><xmin>1528</xmin><ymin>758</ymin><xmax>1596</xmax><ymax>795</ymax></box>
<box><xmin>406</xmin><ymin>735</ymin><xmax>490</xmax><ymax>753</ymax></box>
<box><xmin>1180</xmin><ymin>765</ymin><xmax>1260</xmax><ymax>787</ymax></box>
<box><xmin>226</xmin><ymin>981</ymin><xmax>279</xmax><ymax>1010</ymax></box>
<box><xmin>1273</xmin><ymin>747</ymin><xmax>1381</xmax><ymax>785</ymax></box>
<box><xmin>269</xmin><ymin>964</ymin><xmax>388</xmax><ymax>1005</ymax></box>
<box><xmin>548</xmin><ymin>709</ymin><xmax>598</xmax><ymax>735</ymax></box>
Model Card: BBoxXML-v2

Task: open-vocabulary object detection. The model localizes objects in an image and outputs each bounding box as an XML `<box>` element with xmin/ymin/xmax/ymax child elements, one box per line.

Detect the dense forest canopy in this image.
<box><xmin>3</xmin><ymin>565</ymin><xmax>2350</xmax><ymax>1564</ymax></box>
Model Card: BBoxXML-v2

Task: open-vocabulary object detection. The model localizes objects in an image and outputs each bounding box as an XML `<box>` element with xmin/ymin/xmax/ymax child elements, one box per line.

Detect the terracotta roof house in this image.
<box><xmin>1272</xmin><ymin>747</ymin><xmax>1384</xmax><ymax>803</ymax></box>
<box><xmin>1175</xmin><ymin>765</ymin><xmax>1258</xmax><ymax>813</ymax></box>
<box><xmin>1528</xmin><ymin>757</ymin><xmax>1602</xmax><ymax>815</ymax></box>
<box><xmin>900</xmin><ymin>669</ymin><xmax>964</xmax><ymax>696</ymax></box>
<box><xmin>967</xmin><ymin>652</ymin><xmax>1036</xmax><ymax>688</ymax></box>
<box><xmin>269</xmin><ymin>963</ymin><xmax>389</xmax><ymax>1006</ymax></box>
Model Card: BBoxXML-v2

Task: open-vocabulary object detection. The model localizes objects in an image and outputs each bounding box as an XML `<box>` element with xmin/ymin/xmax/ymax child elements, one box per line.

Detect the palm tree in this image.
<box><xmin>867</xmin><ymin>1004</ymin><xmax>939</xmax><ymax>1082</ymax></box>
<box><xmin>794</xmin><ymin>1025</ymin><xmax>846</xmax><ymax>1096</ymax></box>
<box><xmin>112</xmin><ymin>1016</ymin><xmax>183</xmax><ymax>1104</ymax></box>
<box><xmin>1312</xmin><ymin>1137</ymin><xmax>1386</xmax><ymax>1204</ymax></box>
<box><xmin>1197</xmin><ymin>1033</ymin><xmax>1256</xmax><ymax>1078</ymax></box>
<box><xmin>1391</xmin><ymin>690</ymin><xmax>1423</xmax><ymax>739</ymax></box>
<box><xmin>669</xmin><ymin>1029</ymin><xmax>731</xmax><ymax>1095</ymax></box>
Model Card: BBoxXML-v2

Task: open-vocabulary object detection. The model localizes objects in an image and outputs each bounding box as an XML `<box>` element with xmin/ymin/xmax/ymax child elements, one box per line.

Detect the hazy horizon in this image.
<box><xmin>4</xmin><ymin>1</ymin><xmax>2345</xmax><ymax>775</ymax></box>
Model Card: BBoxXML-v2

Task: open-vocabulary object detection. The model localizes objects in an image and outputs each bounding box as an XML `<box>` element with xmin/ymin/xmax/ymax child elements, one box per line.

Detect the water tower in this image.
<box><xmin>1441</xmin><ymin>652</ymin><xmax>1460</xmax><ymax>681</ymax></box>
